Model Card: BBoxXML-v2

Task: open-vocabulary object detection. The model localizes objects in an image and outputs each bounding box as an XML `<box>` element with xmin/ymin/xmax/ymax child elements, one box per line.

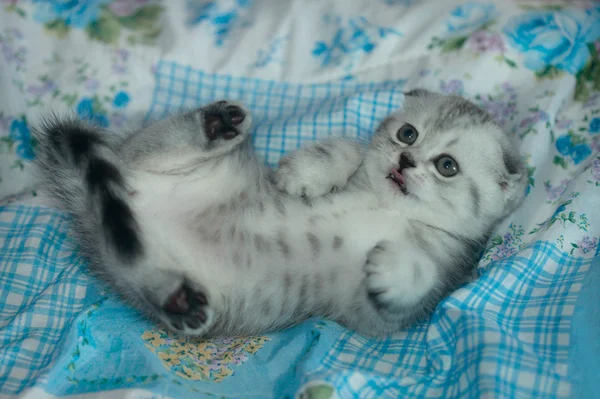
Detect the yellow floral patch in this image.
<box><xmin>141</xmin><ymin>328</ymin><xmax>270</xmax><ymax>382</ymax></box>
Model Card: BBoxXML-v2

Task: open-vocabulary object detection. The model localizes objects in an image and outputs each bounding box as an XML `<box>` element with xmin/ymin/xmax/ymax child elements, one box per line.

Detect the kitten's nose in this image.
<box><xmin>399</xmin><ymin>152</ymin><xmax>416</xmax><ymax>171</ymax></box>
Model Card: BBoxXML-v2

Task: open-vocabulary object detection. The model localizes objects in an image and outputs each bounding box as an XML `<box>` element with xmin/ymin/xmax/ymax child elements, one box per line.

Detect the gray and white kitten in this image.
<box><xmin>33</xmin><ymin>90</ymin><xmax>526</xmax><ymax>338</ymax></box>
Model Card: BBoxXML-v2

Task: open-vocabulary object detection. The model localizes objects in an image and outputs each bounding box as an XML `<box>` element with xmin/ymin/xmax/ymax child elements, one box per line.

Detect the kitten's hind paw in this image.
<box><xmin>201</xmin><ymin>101</ymin><xmax>251</xmax><ymax>142</ymax></box>
<box><xmin>158</xmin><ymin>282</ymin><xmax>214</xmax><ymax>336</ymax></box>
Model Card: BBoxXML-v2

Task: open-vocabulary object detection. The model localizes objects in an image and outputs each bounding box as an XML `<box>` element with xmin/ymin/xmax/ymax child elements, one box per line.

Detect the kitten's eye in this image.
<box><xmin>435</xmin><ymin>155</ymin><xmax>459</xmax><ymax>177</ymax></box>
<box><xmin>396</xmin><ymin>124</ymin><xmax>418</xmax><ymax>145</ymax></box>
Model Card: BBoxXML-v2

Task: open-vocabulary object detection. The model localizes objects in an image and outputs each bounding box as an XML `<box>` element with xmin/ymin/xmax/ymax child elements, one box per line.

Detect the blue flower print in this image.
<box><xmin>555</xmin><ymin>135</ymin><xmax>572</xmax><ymax>155</ymax></box>
<box><xmin>250</xmin><ymin>35</ymin><xmax>288</xmax><ymax>69</ymax></box>
<box><xmin>590</xmin><ymin>117</ymin><xmax>600</xmax><ymax>134</ymax></box>
<box><xmin>76</xmin><ymin>98</ymin><xmax>94</xmax><ymax>118</ymax></box>
<box><xmin>94</xmin><ymin>114</ymin><xmax>109</xmax><ymax>128</ymax></box>
<box><xmin>32</xmin><ymin>0</ymin><xmax>111</xmax><ymax>29</ymax></box>
<box><xmin>446</xmin><ymin>3</ymin><xmax>498</xmax><ymax>36</ymax></box>
<box><xmin>187</xmin><ymin>0</ymin><xmax>253</xmax><ymax>46</ymax></box>
<box><xmin>555</xmin><ymin>134</ymin><xmax>592</xmax><ymax>165</ymax></box>
<box><xmin>312</xmin><ymin>15</ymin><xmax>401</xmax><ymax>70</ymax></box>
<box><xmin>572</xmin><ymin>144</ymin><xmax>592</xmax><ymax>164</ymax></box>
<box><xmin>113</xmin><ymin>91</ymin><xmax>130</xmax><ymax>108</ymax></box>
<box><xmin>9</xmin><ymin>117</ymin><xmax>35</xmax><ymax>161</ymax></box>
<box><xmin>503</xmin><ymin>8</ymin><xmax>600</xmax><ymax>74</ymax></box>
<box><xmin>76</xmin><ymin>97</ymin><xmax>109</xmax><ymax>128</ymax></box>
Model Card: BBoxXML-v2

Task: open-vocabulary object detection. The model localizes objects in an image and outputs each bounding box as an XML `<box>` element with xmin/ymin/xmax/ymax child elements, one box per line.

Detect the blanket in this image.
<box><xmin>1</xmin><ymin>1</ymin><xmax>599</xmax><ymax>398</ymax></box>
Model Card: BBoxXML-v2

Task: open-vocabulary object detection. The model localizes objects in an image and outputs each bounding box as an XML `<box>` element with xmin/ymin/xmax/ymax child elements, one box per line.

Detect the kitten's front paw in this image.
<box><xmin>158</xmin><ymin>282</ymin><xmax>214</xmax><ymax>336</ymax></box>
<box><xmin>274</xmin><ymin>140</ymin><xmax>361</xmax><ymax>198</ymax></box>
<box><xmin>275</xmin><ymin>158</ymin><xmax>340</xmax><ymax>198</ymax></box>
<box><xmin>364</xmin><ymin>241</ymin><xmax>437</xmax><ymax>312</ymax></box>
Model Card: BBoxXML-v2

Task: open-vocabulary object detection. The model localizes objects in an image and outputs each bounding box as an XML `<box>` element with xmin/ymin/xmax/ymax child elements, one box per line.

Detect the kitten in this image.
<box><xmin>32</xmin><ymin>90</ymin><xmax>526</xmax><ymax>338</ymax></box>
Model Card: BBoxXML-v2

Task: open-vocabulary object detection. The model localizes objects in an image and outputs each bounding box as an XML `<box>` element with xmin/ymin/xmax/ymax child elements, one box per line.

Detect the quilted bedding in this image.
<box><xmin>1</xmin><ymin>1</ymin><xmax>599</xmax><ymax>398</ymax></box>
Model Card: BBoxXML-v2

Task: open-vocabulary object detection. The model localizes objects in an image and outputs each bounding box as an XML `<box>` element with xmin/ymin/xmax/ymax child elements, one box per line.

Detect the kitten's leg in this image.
<box><xmin>274</xmin><ymin>138</ymin><xmax>363</xmax><ymax>198</ymax></box>
<box><xmin>34</xmin><ymin>100</ymin><xmax>254</xmax><ymax>336</ymax></box>
<box><xmin>107</xmin><ymin>265</ymin><xmax>215</xmax><ymax>335</ymax></box>
<box><xmin>121</xmin><ymin>100</ymin><xmax>253</xmax><ymax>165</ymax></box>
<box><xmin>122</xmin><ymin>101</ymin><xmax>255</xmax><ymax>335</ymax></box>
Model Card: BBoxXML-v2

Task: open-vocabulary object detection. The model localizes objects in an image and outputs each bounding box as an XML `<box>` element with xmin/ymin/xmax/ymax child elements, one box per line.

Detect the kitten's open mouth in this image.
<box><xmin>387</xmin><ymin>169</ymin><xmax>408</xmax><ymax>195</ymax></box>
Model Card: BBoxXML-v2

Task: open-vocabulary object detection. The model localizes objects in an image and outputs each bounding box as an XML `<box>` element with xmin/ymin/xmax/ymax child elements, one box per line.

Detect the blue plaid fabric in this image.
<box><xmin>148</xmin><ymin>61</ymin><xmax>406</xmax><ymax>166</ymax></box>
<box><xmin>313</xmin><ymin>241</ymin><xmax>591</xmax><ymax>398</ymax></box>
<box><xmin>0</xmin><ymin>205</ymin><xmax>93</xmax><ymax>394</ymax></box>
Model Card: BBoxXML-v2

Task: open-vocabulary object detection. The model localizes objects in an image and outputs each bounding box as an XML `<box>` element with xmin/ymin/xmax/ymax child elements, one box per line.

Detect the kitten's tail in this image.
<box><xmin>33</xmin><ymin>117</ymin><xmax>142</xmax><ymax>261</ymax></box>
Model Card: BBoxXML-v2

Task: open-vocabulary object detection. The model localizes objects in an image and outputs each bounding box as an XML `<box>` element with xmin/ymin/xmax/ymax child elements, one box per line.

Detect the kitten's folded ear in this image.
<box><xmin>403</xmin><ymin>88</ymin><xmax>433</xmax><ymax>98</ymax></box>
<box><xmin>499</xmin><ymin>150</ymin><xmax>528</xmax><ymax>218</ymax></box>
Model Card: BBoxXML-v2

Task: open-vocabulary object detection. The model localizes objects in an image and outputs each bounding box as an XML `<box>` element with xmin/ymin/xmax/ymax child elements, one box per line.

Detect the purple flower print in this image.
<box><xmin>440</xmin><ymin>79</ymin><xmax>464</xmax><ymax>95</ymax></box>
<box><xmin>10</xmin><ymin>28</ymin><xmax>23</xmax><ymax>40</ymax></box>
<box><xmin>112</xmin><ymin>64</ymin><xmax>126</xmax><ymax>74</ymax></box>
<box><xmin>503</xmin><ymin>232</ymin><xmax>515</xmax><ymax>246</ymax></box>
<box><xmin>491</xmin><ymin>245</ymin><xmax>517</xmax><ymax>261</ymax></box>
<box><xmin>584</xmin><ymin>93</ymin><xmax>599</xmax><ymax>109</ymax></box>
<box><xmin>1</xmin><ymin>43</ymin><xmax>26</xmax><ymax>66</ymax></box>
<box><xmin>591</xmin><ymin>158</ymin><xmax>600</xmax><ymax>181</ymax></box>
<box><xmin>110</xmin><ymin>113</ymin><xmax>126</xmax><ymax>127</ymax></box>
<box><xmin>576</xmin><ymin>236</ymin><xmax>598</xmax><ymax>254</ymax></box>
<box><xmin>592</xmin><ymin>137</ymin><xmax>600</xmax><ymax>153</ymax></box>
<box><xmin>469</xmin><ymin>30</ymin><xmax>505</xmax><ymax>53</ymax></box>
<box><xmin>27</xmin><ymin>80</ymin><xmax>56</xmax><ymax>96</ymax></box>
<box><xmin>520</xmin><ymin>110</ymin><xmax>549</xmax><ymax>128</ymax></box>
<box><xmin>84</xmin><ymin>78</ymin><xmax>99</xmax><ymax>91</ymax></box>
<box><xmin>111</xmin><ymin>49</ymin><xmax>130</xmax><ymax>74</ymax></box>
<box><xmin>555</xmin><ymin>118</ymin><xmax>573</xmax><ymax>130</ymax></box>
<box><xmin>0</xmin><ymin>113</ymin><xmax>10</xmax><ymax>131</ymax></box>
<box><xmin>519</xmin><ymin>110</ymin><xmax>550</xmax><ymax>136</ymax></box>
<box><xmin>108</xmin><ymin>0</ymin><xmax>149</xmax><ymax>17</ymax></box>
<box><xmin>480</xmin><ymin>100</ymin><xmax>516</xmax><ymax>127</ymax></box>
<box><xmin>501</xmin><ymin>84</ymin><xmax>517</xmax><ymax>99</ymax></box>
<box><xmin>474</xmin><ymin>82</ymin><xmax>518</xmax><ymax>127</ymax></box>
<box><xmin>544</xmin><ymin>179</ymin><xmax>569</xmax><ymax>201</ymax></box>
<box><xmin>116</xmin><ymin>48</ymin><xmax>129</xmax><ymax>62</ymax></box>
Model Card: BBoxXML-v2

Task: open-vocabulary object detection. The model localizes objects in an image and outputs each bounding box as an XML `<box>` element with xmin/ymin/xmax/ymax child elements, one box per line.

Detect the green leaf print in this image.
<box><xmin>519</xmin><ymin>4</ymin><xmax>564</xmax><ymax>11</ymax></box>
<box><xmin>118</xmin><ymin>5</ymin><xmax>163</xmax><ymax>31</ymax></box>
<box><xmin>61</xmin><ymin>93</ymin><xmax>78</xmax><ymax>107</ymax></box>
<box><xmin>5</xmin><ymin>4</ymin><xmax>27</xmax><ymax>18</ymax></box>
<box><xmin>491</xmin><ymin>236</ymin><xmax>502</xmax><ymax>246</ymax></box>
<box><xmin>86</xmin><ymin>12</ymin><xmax>121</xmax><ymax>44</ymax></box>
<box><xmin>535</xmin><ymin>65</ymin><xmax>563</xmax><ymax>79</ymax></box>
<box><xmin>553</xmin><ymin>156</ymin><xmax>567</xmax><ymax>169</ymax></box>
<box><xmin>575</xmin><ymin>74</ymin><xmax>590</xmax><ymax>102</ymax></box>
<box><xmin>302</xmin><ymin>384</ymin><xmax>334</xmax><ymax>399</ymax></box>
<box><xmin>441</xmin><ymin>36</ymin><xmax>468</xmax><ymax>53</ymax></box>
<box><xmin>528</xmin><ymin>166</ymin><xmax>536</xmax><ymax>187</ymax></box>
<box><xmin>138</xmin><ymin>26</ymin><xmax>162</xmax><ymax>45</ymax></box>
<box><xmin>45</xmin><ymin>19</ymin><xmax>70</xmax><ymax>38</ymax></box>
<box><xmin>504</xmin><ymin>57</ymin><xmax>517</xmax><ymax>68</ymax></box>
<box><xmin>574</xmin><ymin>44</ymin><xmax>600</xmax><ymax>102</ymax></box>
